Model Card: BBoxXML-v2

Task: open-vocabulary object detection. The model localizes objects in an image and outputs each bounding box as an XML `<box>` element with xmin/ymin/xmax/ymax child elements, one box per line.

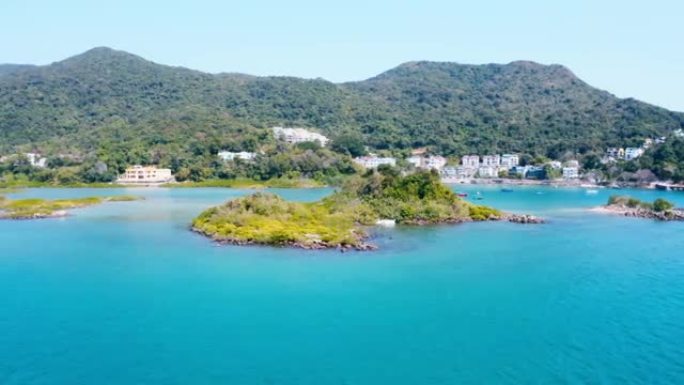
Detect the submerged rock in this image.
<box><xmin>506</xmin><ymin>214</ymin><xmax>545</xmax><ymax>224</ymax></box>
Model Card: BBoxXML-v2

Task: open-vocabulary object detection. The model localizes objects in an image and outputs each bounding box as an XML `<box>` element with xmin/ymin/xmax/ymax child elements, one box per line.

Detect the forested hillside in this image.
<box><xmin>1</xmin><ymin>47</ymin><xmax>682</xmax><ymax>163</ymax></box>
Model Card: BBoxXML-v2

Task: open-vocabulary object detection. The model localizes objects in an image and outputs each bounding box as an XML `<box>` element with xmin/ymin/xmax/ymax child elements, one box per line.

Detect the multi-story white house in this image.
<box><xmin>461</xmin><ymin>155</ymin><xmax>480</xmax><ymax>168</ymax></box>
<box><xmin>217</xmin><ymin>151</ymin><xmax>256</xmax><ymax>161</ymax></box>
<box><xmin>441</xmin><ymin>166</ymin><xmax>477</xmax><ymax>179</ymax></box>
<box><xmin>423</xmin><ymin>156</ymin><xmax>447</xmax><ymax>170</ymax></box>
<box><xmin>606</xmin><ymin>148</ymin><xmax>625</xmax><ymax>159</ymax></box>
<box><xmin>565</xmin><ymin>160</ymin><xmax>580</xmax><ymax>168</ymax></box>
<box><xmin>353</xmin><ymin>156</ymin><xmax>396</xmax><ymax>169</ymax></box>
<box><xmin>548</xmin><ymin>161</ymin><xmax>562</xmax><ymax>169</ymax></box>
<box><xmin>408</xmin><ymin>155</ymin><xmax>447</xmax><ymax>170</ymax></box>
<box><xmin>25</xmin><ymin>153</ymin><xmax>47</xmax><ymax>168</ymax></box>
<box><xmin>500</xmin><ymin>154</ymin><xmax>519</xmax><ymax>168</ymax></box>
<box><xmin>674</xmin><ymin>129</ymin><xmax>684</xmax><ymax>138</ymax></box>
<box><xmin>272</xmin><ymin>127</ymin><xmax>329</xmax><ymax>146</ymax></box>
<box><xmin>478</xmin><ymin>166</ymin><xmax>498</xmax><ymax>178</ymax></box>
<box><xmin>407</xmin><ymin>155</ymin><xmax>423</xmax><ymax>168</ymax></box>
<box><xmin>625</xmin><ymin>147</ymin><xmax>644</xmax><ymax>161</ymax></box>
<box><xmin>481</xmin><ymin>155</ymin><xmax>501</xmax><ymax>167</ymax></box>
<box><xmin>117</xmin><ymin>165</ymin><xmax>174</xmax><ymax>184</ymax></box>
<box><xmin>562</xmin><ymin>167</ymin><xmax>579</xmax><ymax>179</ymax></box>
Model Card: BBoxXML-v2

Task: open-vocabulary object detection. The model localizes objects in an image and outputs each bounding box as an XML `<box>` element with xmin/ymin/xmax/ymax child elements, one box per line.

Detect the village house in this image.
<box><xmin>217</xmin><ymin>151</ymin><xmax>256</xmax><ymax>162</ymax></box>
<box><xmin>526</xmin><ymin>166</ymin><xmax>546</xmax><ymax>180</ymax></box>
<box><xmin>481</xmin><ymin>155</ymin><xmax>501</xmax><ymax>167</ymax></box>
<box><xmin>674</xmin><ymin>129</ymin><xmax>684</xmax><ymax>138</ymax></box>
<box><xmin>117</xmin><ymin>165</ymin><xmax>174</xmax><ymax>184</ymax></box>
<box><xmin>500</xmin><ymin>154</ymin><xmax>519</xmax><ymax>168</ymax></box>
<box><xmin>461</xmin><ymin>155</ymin><xmax>480</xmax><ymax>168</ymax></box>
<box><xmin>25</xmin><ymin>153</ymin><xmax>47</xmax><ymax>168</ymax></box>
<box><xmin>509</xmin><ymin>165</ymin><xmax>529</xmax><ymax>178</ymax></box>
<box><xmin>625</xmin><ymin>147</ymin><xmax>644</xmax><ymax>161</ymax></box>
<box><xmin>606</xmin><ymin>148</ymin><xmax>625</xmax><ymax>159</ymax></box>
<box><xmin>441</xmin><ymin>166</ymin><xmax>476</xmax><ymax>179</ymax></box>
<box><xmin>406</xmin><ymin>155</ymin><xmax>448</xmax><ymax>170</ymax></box>
<box><xmin>422</xmin><ymin>156</ymin><xmax>447</xmax><ymax>170</ymax></box>
<box><xmin>353</xmin><ymin>155</ymin><xmax>396</xmax><ymax>169</ymax></box>
<box><xmin>477</xmin><ymin>165</ymin><xmax>498</xmax><ymax>178</ymax></box>
<box><xmin>562</xmin><ymin>166</ymin><xmax>579</xmax><ymax>179</ymax></box>
<box><xmin>272</xmin><ymin>127</ymin><xmax>329</xmax><ymax>146</ymax></box>
<box><xmin>548</xmin><ymin>160</ymin><xmax>562</xmax><ymax>169</ymax></box>
<box><xmin>407</xmin><ymin>155</ymin><xmax>422</xmax><ymax>168</ymax></box>
<box><xmin>565</xmin><ymin>160</ymin><xmax>580</xmax><ymax>168</ymax></box>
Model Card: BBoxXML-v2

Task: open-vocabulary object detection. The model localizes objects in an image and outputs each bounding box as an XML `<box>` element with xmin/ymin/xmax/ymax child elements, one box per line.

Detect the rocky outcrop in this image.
<box><xmin>609</xmin><ymin>207</ymin><xmax>684</xmax><ymax>221</ymax></box>
<box><xmin>505</xmin><ymin>214</ymin><xmax>545</xmax><ymax>224</ymax></box>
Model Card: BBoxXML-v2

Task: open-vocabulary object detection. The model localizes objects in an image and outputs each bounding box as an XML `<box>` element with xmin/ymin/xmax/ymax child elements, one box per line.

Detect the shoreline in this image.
<box><xmin>589</xmin><ymin>205</ymin><xmax>684</xmax><ymax>221</ymax></box>
<box><xmin>441</xmin><ymin>177</ymin><xmax>677</xmax><ymax>190</ymax></box>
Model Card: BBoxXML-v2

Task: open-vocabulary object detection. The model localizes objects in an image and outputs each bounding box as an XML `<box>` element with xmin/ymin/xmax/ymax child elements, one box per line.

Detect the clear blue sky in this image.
<box><xmin>1</xmin><ymin>0</ymin><xmax>682</xmax><ymax>111</ymax></box>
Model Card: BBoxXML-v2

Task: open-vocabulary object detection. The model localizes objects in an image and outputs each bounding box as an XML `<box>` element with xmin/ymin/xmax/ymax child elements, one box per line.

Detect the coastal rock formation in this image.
<box><xmin>595</xmin><ymin>195</ymin><xmax>684</xmax><ymax>221</ymax></box>
<box><xmin>506</xmin><ymin>214</ymin><xmax>545</xmax><ymax>224</ymax></box>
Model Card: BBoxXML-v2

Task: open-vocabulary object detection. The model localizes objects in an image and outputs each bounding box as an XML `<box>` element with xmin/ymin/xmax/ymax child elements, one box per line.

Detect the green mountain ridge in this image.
<box><xmin>1</xmin><ymin>47</ymin><xmax>682</xmax><ymax>159</ymax></box>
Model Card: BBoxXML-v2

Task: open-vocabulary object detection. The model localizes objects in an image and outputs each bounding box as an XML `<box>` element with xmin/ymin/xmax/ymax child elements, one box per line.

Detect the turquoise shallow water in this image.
<box><xmin>1</xmin><ymin>186</ymin><xmax>684</xmax><ymax>384</ymax></box>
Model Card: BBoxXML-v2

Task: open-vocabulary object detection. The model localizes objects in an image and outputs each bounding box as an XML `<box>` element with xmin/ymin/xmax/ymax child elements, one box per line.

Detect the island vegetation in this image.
<box><xmin>192</xmin><ymin>169</ymin><xmax>542</xmax><ymax>250</ymax></box>
<box><xmin>597</xmin><ymin>195</ymin><xmax>683</xmax><ymax>221</ymax></box>
<box><xmin>0</xmin><ymin>195</ymin><xmax>140</xmax><ymax>219</ymax></box>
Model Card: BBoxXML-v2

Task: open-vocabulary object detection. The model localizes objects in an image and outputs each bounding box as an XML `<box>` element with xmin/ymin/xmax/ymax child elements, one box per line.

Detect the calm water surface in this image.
<box><xmin>1</xmin><ymin>186</ymin><xmax>683</xmax><ymax>384</ymax></box>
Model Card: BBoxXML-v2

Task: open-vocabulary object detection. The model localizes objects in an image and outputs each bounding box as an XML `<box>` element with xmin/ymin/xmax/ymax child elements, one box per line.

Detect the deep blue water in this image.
<box><xmin>1</xmin><ymin>186</ymin><xmax>684</xmax><ymax>384</ymax></box>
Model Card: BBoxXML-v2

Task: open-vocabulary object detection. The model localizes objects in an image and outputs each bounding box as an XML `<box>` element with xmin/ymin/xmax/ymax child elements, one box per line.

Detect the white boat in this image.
<box><xmin>586</xmin><ymin>189</ymin><xmax>599</xmax><ymax>195</ymax></box>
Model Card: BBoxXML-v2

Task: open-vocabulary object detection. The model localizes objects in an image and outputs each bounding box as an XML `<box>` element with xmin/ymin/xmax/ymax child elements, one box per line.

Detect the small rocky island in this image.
<box><xmin>192</xmin><ymin>169</ymin><xmax>543</xmax><ymax>250</ymax></box>
<box><xmin>0</xmin><ymin>195</ymin><xmax>140</xmax><ymax>219</ymax></box>
<box><xmin>595</xmin><ymin>195</ymin><xmax>684</xmax><ymax>221</ymax></box>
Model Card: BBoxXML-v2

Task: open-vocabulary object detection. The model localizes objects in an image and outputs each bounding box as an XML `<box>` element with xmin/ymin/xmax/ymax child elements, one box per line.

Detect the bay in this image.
<box><xmin>1</xmin><ymin>186</ymin><xmax>683</xmax><ymax>384</ymax></box>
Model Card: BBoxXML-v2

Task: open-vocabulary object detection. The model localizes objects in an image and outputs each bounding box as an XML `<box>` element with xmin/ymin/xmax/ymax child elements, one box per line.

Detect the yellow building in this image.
<box><xmin>117</xmin><ymin>165</ymin><xmax>174</xmax><ymax>184</ymax></box>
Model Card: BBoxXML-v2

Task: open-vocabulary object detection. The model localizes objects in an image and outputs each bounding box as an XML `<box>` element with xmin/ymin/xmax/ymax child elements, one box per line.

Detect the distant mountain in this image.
<box><xmin>0</xmin><ymin>47</ymin><xmax>682</xmax><ymax>159</ymax></box>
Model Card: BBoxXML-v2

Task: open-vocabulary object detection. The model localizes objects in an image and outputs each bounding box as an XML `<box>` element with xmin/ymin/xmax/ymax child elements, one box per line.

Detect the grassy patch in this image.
<box><xmin>192</xmin><ymin>192</ymin><xmax>365</xmax><ymax>248</ymax></box>
<box><xmin>0</xmin><ymin>195</ymin><xmax>141</xmax><ymax>219</ymax></box>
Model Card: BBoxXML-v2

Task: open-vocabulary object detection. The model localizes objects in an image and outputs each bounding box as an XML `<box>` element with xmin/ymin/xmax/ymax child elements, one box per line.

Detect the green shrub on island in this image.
<box><xmin>607</xmin><ymin>195</ymin><xmax>675</xmax><ymax>212</ymax></box>
<box><xmin>653</xmin><ymin>198</ymin><xmax>675</xmax><ymax>212</ymax></box>
<box><xmin>192</xmin><ymin>193</ymin><xmax>366</xmax><ymax>248</ymax></box>
<box><xmin>192</xmin><ymin>169</ymin><xmax>504</xmax><ymax>249</ymax></box>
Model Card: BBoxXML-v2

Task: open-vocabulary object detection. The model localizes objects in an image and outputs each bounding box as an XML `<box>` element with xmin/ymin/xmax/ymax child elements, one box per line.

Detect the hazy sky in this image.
<box><xmin>1</xmin><ymin>0</ymin><xmax>682</xmax><ymax>111</ymax></box>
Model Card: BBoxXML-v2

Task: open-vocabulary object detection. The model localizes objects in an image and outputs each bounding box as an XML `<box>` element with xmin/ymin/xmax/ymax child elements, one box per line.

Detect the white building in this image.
<box><xmin>408</xmin><ymin>155</ymin><xmax>447</xmax><ymax>170</ymax></box>
<box><xmin>117</xmin><ymin>165</ymin><xmax>174</xmax><ymax>184</ymax></box>
<box><xmin>478</xmin><ymin>166</ymin><xmax>498</xmax><ymax>178</ymax></box>
<box><xmin>218</xmin><ymin>151</ymin><xmax>256</xmax><ymax>162</ymax></box>
<box><xmin>423</xmin><ymin>156</ymin><xmax>447</xmax><ymax>170</ymax></box>
<box><xmin>481</xmin><ymin>155</ymin><xmax>501</xmax><ymax>167</ymax></box>
<box><xmin>272</xmin><ymin>127</ymin><xmax>329</xmax><ymax>146</ymax></box>
<box><xmin>674</xmin><ymin>129</ymin><xmax>684</xmax><ymax>138</ymax></box>
<box><xmin>461</xmin><ymin>155</ymin><xmax>480</xmax><ymax>168</ymax></box>
<box><xmin>606</xmin><ymin>148</ymin><xmax>625</xmax><ymax>159</ymax></box>
<box><xmin>407</xmin><ymin>155</ymin><xmax>423</xmax><ymax>168</ymax></box>
<box><xmin>548</xmin><ymin>161</ymin><xmax>562</xmax><ymax>169</ymax></box>
<box><xmin>25</xmin><ymin>153</ymin><xmax>47</xmax><ymax>168</ymax></box>
<box><xmin>440</xmin><ymin>166</ymin><xmax>458</xmax><ymax>178</ymax></box>
<box><xmin>353</xmin><ymin>156</ymin><xmax>396</xmax><ymax>169</ymax></box>
<box><xmin>562</xmin><ymin>167</ymin><xmax>579</xmax><ymax>179</ymax></box>
<box><xmin>441</xmin><ymin>166</ymin><xmax>477</xmax><ymax>179</ymax></box>
<box><xmin>565</xmin><ymin>159</ymin><xmax>580</xmax><ymax>168</ymax></box>
<box><xmin>625</xmin><ymin>147</ymin><xmax>644</xmax><ymax>161</ymax></box>
<box><xmin>500</xmin><ymin>154</ymin><xmax>519</xmax><ymax>168</ymax></box>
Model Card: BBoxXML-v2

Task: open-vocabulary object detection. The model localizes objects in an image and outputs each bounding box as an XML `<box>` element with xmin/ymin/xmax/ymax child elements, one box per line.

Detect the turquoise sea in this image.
<box><xmin>1</xmin><ymin>186</ymin><xmax>684</xmax><ymax>384</ymax></box>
